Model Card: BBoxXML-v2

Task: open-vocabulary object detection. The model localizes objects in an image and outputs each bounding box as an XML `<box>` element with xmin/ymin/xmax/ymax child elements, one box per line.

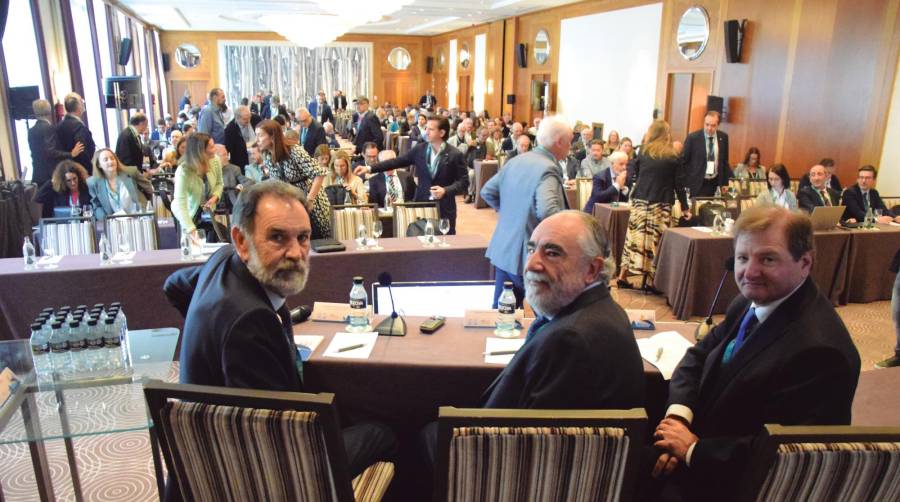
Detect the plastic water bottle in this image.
<box><xmin>102</xmin><ymin>317</ymin><xmax>124</xmax><ymax>373</ymax></box>
<box><xmin>84</xmin><ymin>318</ymin><xmax>104</xmax><ymax>372</ymax></box>
<box><xmin>424</xmin><ymin>220</ymin><xmax>435</xmax><ymax>244</ymax></box>
<box><xmin>384</xmin><ymin>193</ymin><xmax>392</xmax><ymax>210</ymax></box>
<box><xmin>112</xmin><ymin>307</ymin><xmax>132</xmax><ymax>370</ymax></box>
<box><xmin>29</xmin><ymin>322</ymin><xmax>52</xmax><ymax>382</ymax></box>
<box><xmin>864</xmin><ymin>207</ymin><xmax>875</xmax><ymax>229</ymax></box>
<box><xmin>99</xmin><ymin>233</ymin><xmax>111</xmax><ymax>265</ymax></box>
<box><xmin>180</xmin><ymin>229</ymin><xmax>193</xmax><ymax>261</ymax></box>
<box><xmin>348</xmin><ymin>276</ymin><xmax>369</xmax><ymax>331</ymax></box>
<box><xmin>23</xmin><ymin>237</ymin><xmax>36</xmax><ymax>270</ymax></box>
<box><xmin>48</xmin><ymin>321</ymin><xmax>71</xmax><ymax>377</ymax></box>
<box><xmin>712</xmin><ymin>211</ymin><xmax>725</xmax><ymax>235</ymax></box>
<box><xmin>497</xmin><ymin>281</ymin><xmax>517</xmax><ymax>333</ymax></box>
<box><xmin>68</xmin><ymin>320</ymin><xmax>87</xmax><ymax>373</ymax></box>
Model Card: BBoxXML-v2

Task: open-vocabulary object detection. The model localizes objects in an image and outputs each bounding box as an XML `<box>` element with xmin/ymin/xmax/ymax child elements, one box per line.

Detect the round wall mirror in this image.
<box><xmin>459</xmin><ymin>43</ymin><xmax>470</xmax><ymax>69</ymax></box>
<box><xmin>387</xmin><ymin>47</ymin><xmax>411</xmax><ymax>70</ymax></box>
<box><xmin>676</xmin><ymin>7</ymin><xmax>710</xmax><ymax>60</ymax></box>
<box><xmin>174</xmin><ymin>43</ymin><xmax>201</xmax><ymax>69</ymax></box>
<box><xmin>534</xmin><ymin>29</ymin><xmax>550</xmax><ymax>65</ymax></box>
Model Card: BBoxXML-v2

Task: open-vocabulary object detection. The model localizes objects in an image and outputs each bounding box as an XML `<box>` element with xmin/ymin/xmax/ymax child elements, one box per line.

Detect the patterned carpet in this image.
<box><xmin>0</xmin><ymin>196</ymin><xmax>894</xmax><ymax>501</ymax></box>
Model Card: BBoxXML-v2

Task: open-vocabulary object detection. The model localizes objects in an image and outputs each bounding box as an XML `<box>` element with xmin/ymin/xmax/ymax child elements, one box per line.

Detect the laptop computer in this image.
<box><xmin>809</xmin><ymin>205</ymin><xmax>845</xmax><ymax>231</ymax></box>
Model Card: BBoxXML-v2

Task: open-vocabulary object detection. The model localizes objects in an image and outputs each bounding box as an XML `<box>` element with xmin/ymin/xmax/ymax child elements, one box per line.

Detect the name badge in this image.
<box><xmin>706</xmin><ymin>161</ymin><xmax>716</xmax><ymax>176</ymax></box>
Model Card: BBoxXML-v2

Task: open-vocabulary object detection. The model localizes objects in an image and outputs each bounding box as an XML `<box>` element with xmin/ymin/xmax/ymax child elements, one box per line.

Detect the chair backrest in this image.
<box><xmin>332</xmin><ymin>203</ymin><xmax>378</xmax><ymax>241</ymax></box>
<box><xmin>739</xmin><ymin>195</ymin><xmax>757</xmax><ymax>212</ymax></box>
<box><xmin>392</xmin><ymin>201</ymin><xmax>438</xmax><ymax>237</ymax></box>
<box><xmin>790</xmin><ymin>178</ymin><xmax>800</xmax><ymax>194</ymax></box>
<box><xmin>434</xmin><ymin>407</ymin><xmax>647</xmax><ymax>502</ymax></box>
<box><xmin>576</xmin><ymin>177</ymin><xmax>593</xmax><ymax>210</ymax></box>
<box><xmin>106</xmin><ymin>212</ymin><xmax>160</xmax><ymax>252</ymax></box>
<box><xmin>739</xmin><ymin>424</ymin><xmax>900</xmax><ymax>502</ymax></box>
<box><xmin>38</xmin><ymin>216</ymin><xmax>96</xmax><ymax>256</ymax></box>
<box><xmin>728</xmin><ymin>178</ymin><xmax>768</xmax><ymax>197</ymax></box>
<box><xmin>881</xmin><ymin>195</ymin><xmax>900</xmax><ymax>213</ymax></box>
<box><xmin>143</xmin><ymin>380</ymin><xmax>355</xmax><ymax>502</ymax></box>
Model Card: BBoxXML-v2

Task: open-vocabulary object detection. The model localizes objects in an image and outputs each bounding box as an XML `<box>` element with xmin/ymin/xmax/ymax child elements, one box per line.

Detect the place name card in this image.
<box><xmin>464</xmin><ymin>309</ymin><xmax>526</xmax><ymax>328</ymax></box>
<box><xmin>311</xmin><ymin>302</ymin><xmax>372</xmax><ymax>322</ymax></box>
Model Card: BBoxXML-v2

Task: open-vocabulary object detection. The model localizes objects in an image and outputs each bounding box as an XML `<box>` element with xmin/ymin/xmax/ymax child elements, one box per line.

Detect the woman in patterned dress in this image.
<box><xmin>255</xmin><ymin>119</ymin><xmax>333</xmax><ymax>239</ymax></box>
<box><xmin>617</xmin><ymin>120</ymin><xmax>691</xmax><ymax>291</ymax></box>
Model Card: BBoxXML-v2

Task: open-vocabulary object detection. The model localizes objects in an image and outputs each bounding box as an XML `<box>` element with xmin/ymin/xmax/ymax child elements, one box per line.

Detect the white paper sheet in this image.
<box><xmin>323</xmin><ymin>332</ymin><xmax>378</xmax><ymax>359</ymax></box>
<box><xmin>636</xmin><ymin>331</ymin><xmax>695</xmax><ymax>380</ymax></box>
<box><xmin>692</xmin><ymin>226</ymin><xmax>714</xmax><ymax>233</ymax></box>
<box><xmin>484</xmin><ymin>337</ymin><xmax>526</xmax><ymax>365</ymax></box>
<box><xmin>36</xmin><ymin>255</ymin><xmax>63</xmax><ymax>266</ymax></box>
<box><xmin>294</xmin><ymin>335</ymin><xmax>324</xmax><ymax>353</ymax></box>
<box><xmin>111</xmin><ymin>251</ymin><xmax>136</xmax><ymax>262</ymax></box>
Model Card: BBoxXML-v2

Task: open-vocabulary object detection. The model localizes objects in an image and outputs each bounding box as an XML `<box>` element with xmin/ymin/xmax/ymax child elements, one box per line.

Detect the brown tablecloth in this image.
<box><xmin>592</xmin><ymin>203</ymin><xmax>631</xmax><ymax>268</ymax></box>
<box><xmin>654</xmin><ymin>228</ymin><xmax>852</xmax><ymax>320</ymax></box>
<box><xmin>473</xmin><ymin>160</ymin><xmax>499</xmax><ymax>209</ymax></box>
<box><xmin>565</xmin><ymin>187</ymin><xmax>578</xmax><ymax>210</ymax></box>
<box><xmin>840</xmin><ymin>225</ymin><xmax>900</xmax><ymax>303</ymax></box>
<box><xmin>852</xmin><ymin>367</ymin><xmax>900</xmax><ymax>426</ymax></box>
<box><xmin>0</xmin><ymin>235</ymin><xmax>491</xmax><ymax>341</ymax></box>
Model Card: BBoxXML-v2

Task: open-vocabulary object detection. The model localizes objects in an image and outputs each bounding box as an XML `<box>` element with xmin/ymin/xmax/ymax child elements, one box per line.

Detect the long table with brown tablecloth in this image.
<box><xmin>592</xmin><ymin>203</ymin><xmax>631</xmax><ymax>268</ymax></box>
<box><xmin>653</xmin><ymin>227</ymin><xmax>853</xmax><ymax>319</ymax></box>
<box><xmin>0</xmin><ymin>235</ymin><xmax>491</xmax><ymax>341</ymax></box>
<box><xmin>840</xmin><ymin>226</ymin><xmax>900</xmax><ymax>303</ymax></box>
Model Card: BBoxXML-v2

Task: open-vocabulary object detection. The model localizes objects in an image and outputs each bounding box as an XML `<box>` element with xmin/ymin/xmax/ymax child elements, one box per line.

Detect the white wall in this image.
<box><xmin>557</xmin><ymin>3</ymin><xmax>663</xmax><ymax>142</ymax></box>
<box><xmin>878</xmin><ymin>61</ymin><xmax>900</xmax><ymax>195</ymax></box>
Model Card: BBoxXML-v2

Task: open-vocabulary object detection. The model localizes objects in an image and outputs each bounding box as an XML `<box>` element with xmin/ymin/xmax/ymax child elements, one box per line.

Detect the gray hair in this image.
<box><xmin>562</xmin><ymin>210</ymin><xmax>615</xmax><ymax>284</ymax></box>
<box><xmin>232</xmin><ymin>180</ymin><xmax>308</xmax><ymax>236</ymax></box>
<box><xmin>608</xmin><ymin>151</ymin><xmax>628</xmax><ymax>164</ymax></box>
<box><xmin>536</xmin><ymin>115</ymin><xmax>572</xmax><ymax>150</ymax></box>
<box><xmin>378</xmin><ymin>150</ymin><xmax>396</xmax><ymax>162</ymax></box>
<box><xmin>32</xmin><ymin>99</ymin><xmax>52</xmax><ymax>118</ymax></box>
<box><xmin>235</xmin><ymin>105</ymin><xmax>250</xmax><ymax>118</ymax></box>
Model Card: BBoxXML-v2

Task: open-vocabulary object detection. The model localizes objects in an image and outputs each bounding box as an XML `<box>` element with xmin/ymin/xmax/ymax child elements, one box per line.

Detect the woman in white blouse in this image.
<box><xmin>756</xmin><ymin>163</ymin><xmax>798</xmax><ymax>210</ymax></box>
<box><xmin>327</xmin><ymin>150</ymin><xmax>368</xmax><ymax>204</ymax></box>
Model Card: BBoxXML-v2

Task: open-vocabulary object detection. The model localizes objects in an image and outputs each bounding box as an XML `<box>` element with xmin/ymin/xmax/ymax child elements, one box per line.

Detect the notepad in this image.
<box><xmin>692</xmin><ymin>226</ymin><xmax>714</xmax><ymax>233</ymax></box>
<box><xmin>484</xmin><ymin>337</ymin><xmax>526</xmax><ymax>365</ymax></box>
<box><xmin>636</xmin><ymin>331</ymin><xmax>694</xmax><ymax>380</ymax></box>
<box><xmin>294</xmin><ymin>335</ymin><xmax>324</xmax><ymax>353</ymax></box>
<box><xmin>36</xmin><ymin>255</ymin><xmax>63</xmax><ymax>266</ymax></box>
<box><xmin>323</xmin><ymin>332</ymin><xmax>378</xmax><ymax>359</ymax></box>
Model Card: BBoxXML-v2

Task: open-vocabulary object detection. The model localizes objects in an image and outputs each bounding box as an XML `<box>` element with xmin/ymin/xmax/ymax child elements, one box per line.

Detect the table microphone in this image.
<box><xmin>695</xmin><ymin>256</ymin><xmax>735</xmax><ymax>341</ymax></box>
<box><xmin>374</xmin><ymin>272</ymin><xmax>406</xmax><ymax>336</ymax></box>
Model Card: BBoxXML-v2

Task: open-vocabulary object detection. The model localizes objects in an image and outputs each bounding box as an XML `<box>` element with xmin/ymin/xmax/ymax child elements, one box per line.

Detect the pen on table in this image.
<box><xmin>483</xmin><ymin>350</ymin><xmax>518</xmax><ymax>356</ymax></box>
<box><xmin>655</xmin><ymin>347</ymin><xmax>664</xmax><ymax>362</ymax></box>
<box><xmin>338</xmin><ymin>343</ymin><xmax>365</xmax><ymax>353</ymax></box>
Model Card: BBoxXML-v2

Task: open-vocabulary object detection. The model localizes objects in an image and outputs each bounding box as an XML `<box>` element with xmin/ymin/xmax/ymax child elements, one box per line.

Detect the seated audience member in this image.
<box><xmin>618</xmin><ymin>136</ymin><xmax>635</xmax><ymax>160</ymax></box>
<box><xmin>877</xmin><ymin>250</ymin><xmax>900</xmax><ymax>368</ymax></box>
<box><xmin>501</xmin><ymin>122</ymin><xmax>524</xmax><ymax>153</ymax></box>
<box><xmin>463</xmin><ymin>127</ymin><xmax>491</xmax><ymax>203</ymax></box>
<box><xmin>755</xmin><ymin>163</ymin><xmax>798</xmax><ymax>211</ymax></box>
<box><xmin>571</xmin><ymin>126</ymin><xmax>593</xmax><ymax>161</ymax></box>
<box><xmin>313</xmin><ymin>144</ymin><xmax>332</xmax><ymax>175</ymax></box>
<box><xmin>162</xmin><ymin>133</ymin><xmax>186</xmax><ymax>168</ymax></box>
<box><xmin>353</xmin><ymin>142</ymin><xmax>380</xmax><ymax>170</ymax></box>
<box><xmin>409</xmin><ymin>113</ymin><xmax>428</xmax><ymax>145</ymax></box>
<box><xmin>215</xmin><ymin>145</ymin><xmax>253</xmax><ymax>207</ymax></box>
<box><xmin>583</xmin><ymin>151</ymin><xmax>631</xmax><ymax>211</ymax></box>
<box><xmin>732</xmin><ymin>146</ymin><xmax>766</xmax><ymax>180</ymax></box>
<box><xmin>604</xmin><ymin>129</ymin><xmax>620</xmax><ymax>157</ymax></box>
<box><xmin>322</xmin><ymin>121</ymin><xmax>340</xmax><ymax>148</ymax></box>
<box><xmin>578</xmin><ymin>140</ymin><xmax>611</xmax><ymax>178</ymax></box>
<box><xmin>486</xmin><ymin>127</ymin><xmax>504</xmax><ymax>159</ymax></box>
<box><xmin>399</xmin><ymin>112</ymin><xmax>413</xmax><ymax>136</ymax></box>
<box><xmin>649</xmin><ymin>206</ymin><xmax>860</xmax><ymax>501</ymax></box>
<box><xmin>181</xmin><ymin>123</ymin><xmax>194</xmax><ymax>136</ymax></box>
<box><xmin>36</xmin><ymin>160</ymin><xmax>92</xmax><ymax>217</ymax></box>
<box><xmin>368</xmin><ymin>150</ymin><xmax>413</xmax><ymax>208</ymax></box>
<box><xmin>841</xmin><ymin>165</ymin><xmax>897</xmax><ymax>224</ymax></box>
<box><xmin>171</xmin><ymin>133</ymin><xmax>224</xmax><ymax>242</ymax></box>
<box><xmin>163</xmin><ymin>181</ymin><xmax>397</xmax><ymax>494</ymax></box>
<box><xmin>150</xmin><ymin>117</ymin><xmax>169</xmax><ymax>142</ymax></box>
<box><xmin>326</xmin><ymin>150</ymin><xmax>367</xmax><ymax>204</ymax></box>
<box><xmin>87</xmin><ymin>148</ymin><xmax>153</xmax><ymax>220</ymax></box>
<box><xmin>798</xmin><ymin>157</ymin><xmax>842</xmax><ymax>193</ymax></box>
<box><xmin>244</xmin><ymin>144</ymin><xmax>268</xmax><ymax>182</ymax></box>
<box><xmin>506</xmin><ymin>134</ymin><xmax>531</xmax><ymax>161</ymax></box>
<box><xmin>797</xmin><ymin>164</ymin><xmax>840</xmax><ymax>213</ymax></box>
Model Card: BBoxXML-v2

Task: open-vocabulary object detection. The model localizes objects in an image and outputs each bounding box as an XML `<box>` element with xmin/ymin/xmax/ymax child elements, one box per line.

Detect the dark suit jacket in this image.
<box><xmin>369</xmin><ymin>141</ymin><xmax>467</xmax><ymax>233</ymax></box>
<box><xmin>666</xmin><ymin>277</ymin><xmax>860</xmax><ymax>500</ymax></box>
<box><xmin>418</xmin><ymin>94</ymin><xmax>437</xmax><ymax>109</ymax></box>
<box><xmin>799</xmin><ymin>172</ymin><xmax>842</xmax><ymax>194</ymax></box>
<box><xmin>841</xmin><ymin>184</ymin><xmax>893</xmax><ymax>221</ymax></box>
<box><xmin>249</xmin><ymin>102</ymin><xmax>259</xmax><ymax>115</ymax></box>
<box><xmin>28</xmin><ymin>120</ymin><xmax>71</xmax><ymax>187</ymax></box>
<box><xmin>36</xmin><ymin>180</ymin><xmax>91</xmax><ymax>218</ymax></box>
<box><xmin>308</xmin><ymin>101</ymin><xmax>334</xmax><ymax>125</ymax></box>
<box><xmin>223</xmin><ymin>119</ymin><xmax>250</xmax><ymax>171</ymax></box>
<box><xmin>164</xmin><ymin>246</ymin><xmax>303</xmax><ymax>392</ymax></box>
<box><xmin>56</xmin><ymin>115</ymin><xmax>96</xmax><ymax>174</ymax></box>
<box><xmin>115</xmin><ymin>127</ymin><xmax>145</xmax><ymax>170</ymax></box>
<box><xmin>583</xmin><ymin>167</ymin><xmax>632</xmax><ymax>211</ymax></box>
<box><xmin>797</xmin><ymin>185</ymin><xmax>840</xmax><ymax>213</ymax></box>
<box><xmin>368</xmin><ymin>170</ymin><xmax>414</xmax><ymax>208</ymax></box>
<box><xmin>333</xmin><ymin>95</ymin><xmax>347</xmax><ymax>111</ymax></box>
<box><xmin>300</xmin><ymin>120</ymin><xmax>326</xmax><ymax>156</ymax></box>
<box><xmin>682</xmin><ymin>129</ymin><xmax>731</xmax><ymax>195</ymax></box>
<box><xmin>481</xmin><ymin>285</ymin><xmax>644</xmax><ymax>409</ymax></box>
<box><xmin>354</xmin><ymin>111</ymin><xmax>384</xmax><ymax>154</ymax></box>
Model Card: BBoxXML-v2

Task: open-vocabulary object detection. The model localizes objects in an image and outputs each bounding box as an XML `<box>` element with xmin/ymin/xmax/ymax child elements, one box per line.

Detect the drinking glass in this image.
<box><xmin>82</xmin><ymin>205</ymin><xmax>93</xmax><ymax>219</ymax></box>
<box><xmin>370</xmin><ymin>220</ymin><xmax>383</xmax><ymax>250</ymax></box>
<box><xmin>356</xmin><ymin>223</ymin><xmax>368</xmax><ymax>249</ymax></box>
<box><xmin>117</xmin><ymin>223</ymin><xmax>133</xmax><ymax>264</ymax></box>
<box><xmin>875</xmin><ymin>209</ymin><xmax>883</xmax><ymax>219</ymax></box>
<box><xmin>438</xmin><ymin>218</ymin><xmax>451</xmax><ymax>247</ymax></box>
<box><xmin>41</xmin><ymin>234</ymin><xmax>58</xmax><ymax>269</ymax></box>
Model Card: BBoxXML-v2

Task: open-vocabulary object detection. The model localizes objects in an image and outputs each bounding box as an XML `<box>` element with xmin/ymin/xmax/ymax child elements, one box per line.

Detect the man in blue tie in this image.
<box><xmin>650</xmin><ymin>206</ymin><xmax>860</xmax><ymax>501</ymax></box>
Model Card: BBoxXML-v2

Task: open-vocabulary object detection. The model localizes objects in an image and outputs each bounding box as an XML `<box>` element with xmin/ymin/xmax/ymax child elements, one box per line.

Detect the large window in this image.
<box><xmin>3</xmin><ymin>0</ymin><xmax>46</xmax><ymax>180</ymax></box>
<box><xmin>70</xmin><ymin>0</ymin><xmax>107</xmax><ymax>148</ymax></box>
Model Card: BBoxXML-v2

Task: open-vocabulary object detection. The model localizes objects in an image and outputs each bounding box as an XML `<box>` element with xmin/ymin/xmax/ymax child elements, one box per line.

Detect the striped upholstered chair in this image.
<box><xmin>392</xmin><ymin>201</ymin><xmax>438</xmax><ymax>236</ymax></box>
<box><xmin>738</xmin><ymin>424</ymin><xmax>900</xmax><ymax>502</ymax></box>
<box><xmin>144</xmin><ymin>381</ymin><xmax>394</xmax><ymax>502</ymax></box>
<box><xmin>433</xmin><ymin>407</ymin><xmax>647</xmax><ymax>502</ymax></box>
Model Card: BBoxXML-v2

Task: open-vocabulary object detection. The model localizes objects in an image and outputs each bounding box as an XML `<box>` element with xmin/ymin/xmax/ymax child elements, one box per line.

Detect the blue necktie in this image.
<box><xmin>301</xmin><ymin>127</ymin><xmax>307</xmax><ymax>144</ymax></box>
<box><xmin>526</xmin><ymin>316</ymin><xmax>550</xmax><ymax>343</ymax></box>
<box><xmin>723</xmin><ymin>307</ymin><xmax>757</xmax><ymax>364</ymax></box>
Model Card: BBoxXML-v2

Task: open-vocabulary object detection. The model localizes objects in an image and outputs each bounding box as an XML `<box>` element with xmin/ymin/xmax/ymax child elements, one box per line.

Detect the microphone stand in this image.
<box><xmin>695</xmin><ymin>258</ymin><xmax>734</xmax><ymax>341</ymax></box>
<box><xmin>376</xmin><ymin>281</ymin><xmax>407</xmax><ymax>336</ymax></box>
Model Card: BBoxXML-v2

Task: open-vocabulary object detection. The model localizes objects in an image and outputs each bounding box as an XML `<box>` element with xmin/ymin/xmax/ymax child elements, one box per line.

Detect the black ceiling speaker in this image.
<box><xmin>516</xmin><ymin>43</ymin><xmax>527</xmax><ymax>68</ymax></box>
<box><xmin>118</xmin><ymin>37</ymin><xmax>132</xmax><ymax>66</ymax></box>
<box><xmin>506</xmin><ymin>94</ymin><xmax>515</xmax><ymax>105</ymax></box>
<box><xmin>724</xmin><ymin>19</ymin><xmax>746</xmax><ymax>63</ymax></box>
<box><xmin>162</xmin><ymin>53</ymin><xmax>170</xmax><ymax>72</ymax></box>
<box><xmin>707</xmin><ymin>95</ymin><xmax>724</xmax><ymax>115</ymax></box>
<box><xmin>426</xmin><ymin>56</ymin><xmax>434</xmax><ymax>74</ymax></box>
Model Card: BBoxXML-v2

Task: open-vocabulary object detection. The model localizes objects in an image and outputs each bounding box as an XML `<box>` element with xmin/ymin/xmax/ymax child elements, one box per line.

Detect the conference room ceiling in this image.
<box><xmin>119</xmin><ymin>0</ymin><xmax>582</xmax><ymax>35</ymax></box>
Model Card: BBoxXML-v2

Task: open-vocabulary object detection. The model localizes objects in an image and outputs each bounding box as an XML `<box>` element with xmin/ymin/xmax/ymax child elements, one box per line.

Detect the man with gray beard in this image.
<box><xmin>480</xmin><ymin>210</ymin><xmax>645</xmax><ymax>409</ymax></box>
<box><xmin>164</xmin><ymin>181</ymin><xmax>396</xmax><ymax>492</ymax></box>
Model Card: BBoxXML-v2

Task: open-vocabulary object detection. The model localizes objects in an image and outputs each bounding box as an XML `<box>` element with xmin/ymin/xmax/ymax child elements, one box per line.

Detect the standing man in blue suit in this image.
<box><xmin>480</xmin><ymin>116</ymin><xmax>572</xmax><ymax>307</ymax></box>
<box><xmin>307</xmin><ymin>91</ymin><xmax>334</xmax><ymax>125</ymax></box>
<box><xmin>355</xmin><ymin>116</ymin><xmax>467</xmax><ymax>234</ymax></box>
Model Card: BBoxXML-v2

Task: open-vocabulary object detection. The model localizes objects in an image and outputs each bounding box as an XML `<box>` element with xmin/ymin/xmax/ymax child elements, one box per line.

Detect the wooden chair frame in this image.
<box><xmin>332</xmin><ymin>203</ymin><xmax>378</xmax><ymax>241</ymax></box>
<box><xmin>433</xmin><ymin>407</ymin><xmax>647</xmax><ymax>502</ymax></box>
<box><xmin>143</xmin><ymin>380</ymin><xmax>357</xmax><ymax>502</ymax></box>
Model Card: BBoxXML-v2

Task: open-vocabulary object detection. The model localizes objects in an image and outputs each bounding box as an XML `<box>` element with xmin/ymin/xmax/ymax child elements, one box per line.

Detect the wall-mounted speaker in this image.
<box><xmin>707</xmin><ymin>95</ymin><xmax>724</xmax><ymax>115</ymax></box>
<box><xmin>516</xmin><ymin>43</ymin><xmax>527</xmax><ymax>68</ymax></box>
<box><xmin>426</xmin><ymin>56</ymin><xmax>434</xmax><ymax>74</ymax></box>
<box><xmin>506</xmin><ymin>94</ymin><xmax>515</xmax><ymax>105</ymax></box>
<box><xmin>162</xmin><ymin>53</ymin><xmax>170</xmax><ymax>72</ymax></box>
<box><xmin>724</xmin><ymin>19</ymin><xmax>746</xmax><ymax>63</ymax></box>
<box><xmin>118</xmin><ymin>37</ymin><xmax>132</xmax><ymax>66</ymax></box>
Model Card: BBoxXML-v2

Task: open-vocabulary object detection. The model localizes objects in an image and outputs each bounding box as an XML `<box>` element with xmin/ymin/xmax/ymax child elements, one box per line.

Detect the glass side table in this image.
<box><xmin>0</xmin><ymin>328</ymin><xmax>178</xmax><ymax>501</ymax></box>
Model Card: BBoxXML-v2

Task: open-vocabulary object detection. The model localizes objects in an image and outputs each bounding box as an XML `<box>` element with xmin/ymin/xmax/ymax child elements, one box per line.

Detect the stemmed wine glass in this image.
<box><xmin>438</xmin><ymin>218</ymin><xmax>451</xmax><ymax>247</ymax></box>
<box><xmin>370</xmin><ymin>220</ymin><xmax>384</xmax><ymax>250</ymax></box>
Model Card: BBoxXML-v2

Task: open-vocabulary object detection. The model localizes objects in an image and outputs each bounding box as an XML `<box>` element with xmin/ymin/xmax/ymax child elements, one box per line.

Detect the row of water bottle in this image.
<box><xmin>29</xmin><ymin>303</ymin><xmax>133</xmax><ymax>384</ymax></box>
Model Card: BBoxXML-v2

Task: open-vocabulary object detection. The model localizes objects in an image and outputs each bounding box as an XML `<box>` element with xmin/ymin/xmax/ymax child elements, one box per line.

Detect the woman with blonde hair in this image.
<box><xmin>256</xmin><ymin>119</ymin><xmax>332</xmax><ymax>238</ymax></box>
<box><xmin>617</xmin><ymin>120</ymin><xmax>690</xmax><ymax>291</ymax></box>
<box><xmin>604</xmin><ymin>129</ymin><xmax>621</xmax><ymax>156</ymax></box>
<box><xmin>171</xmin><ymin>132</ymin><xmax>224</xmax><ymax>240</ymax></box>
<box><xmin>87</xmin><ymin>148</ymin><xmax>153</xmax><ymax>220</ymax></box>
<box><xmin>327</xmin><ymin>150</ymin><xmax>368</xmax><ymax>204</ymax></box>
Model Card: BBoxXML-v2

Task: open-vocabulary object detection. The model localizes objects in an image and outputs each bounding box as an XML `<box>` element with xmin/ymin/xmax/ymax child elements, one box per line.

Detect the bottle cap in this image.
<box><xmin>51</xmin><ymin>322</ymin><xmax>62</xmax><ymax>329</ymax></box>
<box><xmin>353</xmin><ymin>276</ymin><xmax>363</xmax><ymax>284</ymax></box>
<box><xmin>93</xmin><ymin>303</ymin><xmax>105</xmax><ymax>309</ymax></box>
<box><xmin>503</xmin><ymin>281</ymin><xmax>513</xmax><ymax>288</ymax></box>
<box><xmin>87</xmin><ymin>319</ymin><xmax>98</xmax><ymax>326</ymax></box>
<box><xmin>30</xmin><ymin>322</ymin><xmax>43</xmax><ymax>330</ymax></box>
<box><xmin>110</xmin><ymin>302</ymin><xmax>121</xmax><ymax>308</ymax></box>
<box><xmin>104</xmin><ymin>318</ymin><xmax>115</xmax><ymax>324</ymax></box>
<box><xmin>69</xmin><ymin>321</ymin><xmax>80</xmax><ymax>328</ymax></box>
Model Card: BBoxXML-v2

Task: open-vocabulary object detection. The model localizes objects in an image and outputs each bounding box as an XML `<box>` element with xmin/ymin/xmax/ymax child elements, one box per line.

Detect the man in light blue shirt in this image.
<box><xmin>198</xmin><ymin>88</ymin><xmax>226</xmax><ymax>144</ymax></box>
